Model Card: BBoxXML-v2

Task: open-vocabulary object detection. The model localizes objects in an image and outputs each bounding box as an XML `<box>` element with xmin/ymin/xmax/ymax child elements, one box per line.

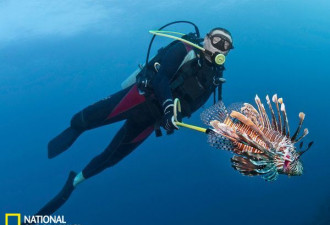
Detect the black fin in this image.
<box><xmin>22</xmin><ymin>171</ymin><xmax>77</xmax><ymax>225</ymax></box>
<box><xmin>37</xmin><ymin>171</ymin><xmax>76</xmax><ymax>215</ymax></box>
<box><xmin>48</xmin><ymin>127</ymin><xmax>82</xmax><ymax>159</ymax></box>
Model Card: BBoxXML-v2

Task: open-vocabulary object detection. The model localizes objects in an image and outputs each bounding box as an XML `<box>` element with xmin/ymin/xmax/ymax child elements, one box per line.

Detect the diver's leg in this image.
<box><xmin>76</xmin><ymin>118</ymin><xmax>154</xmax><ymax>183</ymax></box>
<box><xmin>48</xmin><ymin>85</ymin><xmax>146</xmax><ymax>158</ymax></box>
<box><xmin>32</xmin><ymin>119</ymin><xmax>154</xmax><ymax>219</ymax></box>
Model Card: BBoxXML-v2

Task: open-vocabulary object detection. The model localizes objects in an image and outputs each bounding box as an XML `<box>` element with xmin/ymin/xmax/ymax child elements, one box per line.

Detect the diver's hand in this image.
<box><xmin>161</xmin><ymin>112</ymin><xmax>178</xmax><ymax>133</ymax></box>
<box><xmin>160</xmin><ymin>99</ymin><xmax>178</xmax><ymax>133</ymax></box>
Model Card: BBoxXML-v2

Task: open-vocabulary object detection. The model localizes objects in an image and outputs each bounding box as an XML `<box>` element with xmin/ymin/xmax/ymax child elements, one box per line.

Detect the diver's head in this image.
<box><xmin>203</xmin><ymin>28</ymin><xmax>233</xmax><ymax>63</ymax></box>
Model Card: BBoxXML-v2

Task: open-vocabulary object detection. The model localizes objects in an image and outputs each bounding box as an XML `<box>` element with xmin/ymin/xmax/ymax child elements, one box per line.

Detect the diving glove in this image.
<box><xmin>160</xmin><ymin>99</ymin><xmax>178</xmax><ymax>133</ymax></box>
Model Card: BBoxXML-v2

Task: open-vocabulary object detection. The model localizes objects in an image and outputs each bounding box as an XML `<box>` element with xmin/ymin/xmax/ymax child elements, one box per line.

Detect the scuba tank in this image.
<box><xmin>121</xmin><ymin>21</ymin><xmax>202</xmax><ymax>91</ymax></box>
<box><xmin>121</xmin><ymin>21</ymin><xmax>227</xmax><ymax>104</ymax></box>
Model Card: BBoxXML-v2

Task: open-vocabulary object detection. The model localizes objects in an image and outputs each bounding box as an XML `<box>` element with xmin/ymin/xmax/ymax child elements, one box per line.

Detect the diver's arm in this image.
<box><xmin>151</xmin><ymin>42</ymin><xmax>187</xmax><ymax>108</ymax></box>
<box><xmin>151</xmin><ymin>42</ymin><xmax>187</xmax><ymax>132</ymax></box>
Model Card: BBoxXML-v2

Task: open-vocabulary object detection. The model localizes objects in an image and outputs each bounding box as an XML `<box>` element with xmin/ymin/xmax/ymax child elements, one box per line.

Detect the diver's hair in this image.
<box><xmin>208</xmin><ymin>27</ymin><xmax>232</xmax><ymax>38</ymax></box>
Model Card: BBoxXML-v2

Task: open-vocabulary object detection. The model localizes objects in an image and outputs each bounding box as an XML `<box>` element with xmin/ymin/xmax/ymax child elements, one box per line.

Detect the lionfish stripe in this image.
<box><xmin>261</xmin><ymin>103</ymin><xmax>271</xmax><ymax>129</ymax></box>
<box><xmin>231</xmin><ymin>156</ymin><xmax>260</xmax><ymax>175</ymax></box>
<box><xmin>254</xmin><ymin>95</ymin><xmax>265</xmax><ymax>127</ymax></box>
<box><xmin>235</xmin><ymin>130</ymin><xmax>269</xmax><ymax>153</ymax></box>
<box><xmin>209</xmin><ymin>120</ymin><xmax>239</xmax><ymax>142</ymax></box>
<box><xmin>266</xmin><ymin>95</ymin><xmax>278</xmax><ymax>131</ymax></box>
<box><xmin>228</xmin><ymin>117</ymin><xmax>264</xmax><ymax>144</ymax></box>
<box><xmin>256</xmin><ymin>95</ymin><xmax>272</xmax><ymax>129</ymax></box>
<box><xmin>272</xmin><ymin>94</ymin><xmax>283</xmax><ymax>133</ymax></box>
<box><xmin>234</xmin><ymin>141</ymin><xmax>264</xmax><ymax>154</ymax></box>
<box><xmin>230</xmin><ymin>111</ymin><xmax>272</xmax><ymax>148</ymax></box>
<box><xmin>261</xmin><ymin>127</ymin><xmax>284</xmax><ymax>143</ymax></box>
<box><xmin>241</xmin><ymin>103</ymin><xmax>262</xmax><ymax>126</ymax></box>
<box><xmin>280</xmin><ymin>103</ymin><xmax>290</xmax><ymax>138</ymax></box>
<box><xmin>224</xmin><ymin>117</ymin><xmax>267</xmax><ymax>149</ymax></box>
<box><xmin>291</xmin><ymin>112</ymin><xmax>305</xmax><ymax>142</ymax></box>
<box><xmin>278</xmin><ymin>98</ymin><xmax>287</xmax><ymax>136</ymax></box>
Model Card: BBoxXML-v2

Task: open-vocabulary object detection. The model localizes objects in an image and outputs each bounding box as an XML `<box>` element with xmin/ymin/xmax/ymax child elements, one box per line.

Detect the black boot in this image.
<box><xmin>48</xmin><ymin>127</ymin><xmax>82</xmax><ymax>159</ymax></box>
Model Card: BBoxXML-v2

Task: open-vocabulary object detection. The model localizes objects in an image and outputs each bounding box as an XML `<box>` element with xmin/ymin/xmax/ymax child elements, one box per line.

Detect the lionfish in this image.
<box><xmin>200</xmin><ymin>94</ymin><xmax>313</xmax><ymax>181</ymax></box>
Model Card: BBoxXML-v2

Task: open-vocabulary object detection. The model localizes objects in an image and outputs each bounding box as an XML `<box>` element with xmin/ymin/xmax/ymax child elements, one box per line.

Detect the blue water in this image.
<box><xmin>1</xmin><ymin>1</ymin><xmax>329</xmax><ymax>225</ymax></box>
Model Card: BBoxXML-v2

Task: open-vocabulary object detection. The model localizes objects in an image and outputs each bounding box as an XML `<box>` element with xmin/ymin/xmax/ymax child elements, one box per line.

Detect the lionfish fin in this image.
<box><xmin>266</xmin><ymin>95</ymin><xmax>278</xmax><ymax>131</ymax></box>
<box><xmin>261</xmin><ymin>103</ymin><xmax>271</xmax><ymax>129</ymax></box>
<box><xmin>210</xmin><ymin>120</ymin><xmax>239</xmax><ymax>142</ymax></box>
<box><xmin>230</xmin><ymin>111</ymin><xmax>272</xmax><ymax>148</ymax></box>
<box><xmin>231</xmin><ymin>156</ymin><xmax>259</xmax><ymax>176</ymax></box>
<box><xmin>299</xmin><ymin>141</ymin><xmax>304</xmax><ymax>149</ymax></box>
<box><xmin>294</xmin><ymin>128</ymin><xmax>309</xmax><ymax>143</ymax></box>
<box><xmin>298</xmin><ymin>141</ymin><xmax>314</xmax><ymax>156</ymax></box>
<box><xmin>255</xmin><ymin>95</ymin><xmax>271</xmax><ymax>128</ymax></box>
<box><xmin>241</xmin><ymin>103</ymin><xmax>262</xmax><ymax>127</ymax></box>
<box><xmin>200</xmin><ymin>101</ymin><xmax>228</xmax><ymax>126</ymax></box>
<box><xmin>242</xmin><ymin>103</ymin><xmax>258</xmax><ymax>114</ymax></box>
<box><xmin>207</xmin><ymin>132</ymin><xmax>235</xmax><ymax>152</ymax></box>
<box><xmin>233</xmin><ymin>132</ymin><xmax>267</xmax><ymax>154</ymax></box>
<box><xmin>262</xmin><ymin>168</ymin><xmax>279</xmax><ymax>182</ymax></box>
<box><xmin>280</xmin><ymin>103</ymin><xmax>290</xmax><ymax>138</ymax></box>
<box><xmin>277</xmin><ymin>98</ymin><xmax>287</xmax><ymax>135</ymax></box>
<box><xmin>272</xmin><ymin>94</ymin><xmax>283</xmax><ymax>133</ymax></box>
<box><xmin>254</xmin><ymin>95</ymin><xmax>265</xmax><ymax>127</ymax></box>
<box><xmin>291</xmin><ymin>112</ymin><xmax>305</xmax><ymax>142</ymax></box>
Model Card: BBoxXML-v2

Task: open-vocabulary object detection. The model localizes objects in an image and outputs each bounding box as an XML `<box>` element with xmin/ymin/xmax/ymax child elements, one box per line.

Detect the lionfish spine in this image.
<box><xmin>209</xmin><ymin>120</ymin><xmax>239</xmax><ymax>142</ymax></box>
<box><xmin>278</xmin><ymin>98</ymin><xmax>286</xmax><ymax>135</ymax></box>
<box><xmin>280</xmin><ymin>103</ymin><xmax>290</xmax><ymax>138</ymax></box>
<box><xmin>291</xmin><ymin>112</ymin><xmax>305</xmax><ymax>142</ymax></box>
<box><xmin>298</xmin><ymin>141</ymin><xmax>314</xmax><ymax>156</ymax></box>
<box><xmin>230</xmin><ymin>111</ymin><xmax>273</xmax><ymax>148</ymax></box>
<box><xmin>254</xmin><ymin>95</ymin><xmax>265</xmax><ymax>127</ymax></box>
<box><xmin>241</xmin><ymin>103</ymin><xmax>261</xmax><ymax>127</ymax></box>
<box><xmin>272</xmin><ymin>94</ymin><xmax>283</xmax><ymax>133</ymax></box>
<box><xmin>227</xmin><ymin>117</ymin><xmax>269</xmax><ymax>150</ymax></box>
<box><xmin>294</xmin><ymin>128</ymin><xmax>309</xmax><ymax>143</ymax></box>
<box><xmin>227</xmin><ymin>116</ymin><xmax>255</xmax><ymax>137</ymax></box>
<box><xmin>233</xmin><ymin>141</ymin><xmax>264</xmax><ymax>154</ymax></box>
<box><xmin>261</xmin><ymin>127</ymin><xmax>282</xmax><ymax>143</ymax></box>
<box><xmin>256</xmin><ymin>95</ymin><xmax>271</xmax><ymax>129</ymax></box>
<box><xmin>266</xmin><ymin>95</ymin><xmax>278</xmax><ymax>131</ymax></box>
<box><xmin>261</xmin><ymin>103</ymin><xmax>272</xmax><ymax>129</ymax></box>
<box><xmin>235</xmin><ymin>131</ymin><xmax>269</xmax><ymax>153</ymax></box>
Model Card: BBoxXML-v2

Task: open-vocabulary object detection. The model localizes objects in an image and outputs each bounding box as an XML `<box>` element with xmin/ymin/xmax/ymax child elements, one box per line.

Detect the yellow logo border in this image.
<box><xmin>5</xmin><ymin>214</ymin><xmax>21</xmax><ymax>225</ymax></box>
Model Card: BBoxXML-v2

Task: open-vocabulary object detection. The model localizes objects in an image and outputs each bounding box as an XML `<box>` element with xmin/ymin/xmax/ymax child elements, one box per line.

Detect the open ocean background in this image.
<box><xmin>1</xmin><ymin>0</ymin><xmax>329</xmax><ymax>224</ymax></box>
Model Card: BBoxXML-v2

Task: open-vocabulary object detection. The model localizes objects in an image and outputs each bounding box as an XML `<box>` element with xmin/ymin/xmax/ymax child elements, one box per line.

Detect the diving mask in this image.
<box><xmin>207</xmin><ymin>33</ymin><xmax>234</xmax><ymax>52</ymax></box>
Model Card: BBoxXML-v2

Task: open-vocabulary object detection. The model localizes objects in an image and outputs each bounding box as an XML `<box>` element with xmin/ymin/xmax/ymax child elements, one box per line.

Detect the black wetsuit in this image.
<box><xmin>60</xmin><ymin>41</ymin><xmax>225</xmax><ymax>179</ymax></box>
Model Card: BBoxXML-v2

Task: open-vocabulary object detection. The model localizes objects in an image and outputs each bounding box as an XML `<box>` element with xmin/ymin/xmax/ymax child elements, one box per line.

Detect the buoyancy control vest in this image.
<box><xmin>136</xmin><ymin>40</ymin><xmax>225</xmax><ymax>118</ymax></box>
<box><xmin>170</xmin><ymin>52</ymin><xmax>225</xmax><ymax>117</ymax></box>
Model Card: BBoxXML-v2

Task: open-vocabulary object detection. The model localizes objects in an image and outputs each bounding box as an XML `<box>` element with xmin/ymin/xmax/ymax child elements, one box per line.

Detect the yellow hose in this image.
<box><xmin>175</xmin><ymin>121</ymin><xmax>207</xmax><ymax>133</ymax></box>
<box><xmin>149</xmin><ymin>30</ymin><xmax>205</xmax><ymax>52</ymax></box>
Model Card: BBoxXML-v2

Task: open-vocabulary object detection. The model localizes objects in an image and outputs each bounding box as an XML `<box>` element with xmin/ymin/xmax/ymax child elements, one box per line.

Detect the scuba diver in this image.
<box><xmin>33</xmin><ymin>21</ymin><xmax>234</xmax><ymax>218</ymax></box>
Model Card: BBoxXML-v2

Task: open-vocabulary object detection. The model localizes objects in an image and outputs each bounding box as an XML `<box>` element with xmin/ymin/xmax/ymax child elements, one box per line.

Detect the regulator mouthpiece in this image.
<box><xmin>214</xmin><ymin>53</ymin><xmax>226</xmax><ymax>65</ymax></box>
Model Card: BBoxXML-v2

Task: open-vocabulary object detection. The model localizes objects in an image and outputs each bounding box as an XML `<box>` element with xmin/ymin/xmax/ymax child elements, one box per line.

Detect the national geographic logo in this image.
<box><xmin>5</xmin><ymin>213</ymin><xmax>79</xmax><ymax>225</ymax></box>
<box><xmin>5</xmin><ymin>214</ymin><xmax>20</xmax><ymax>225</ymax></box>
